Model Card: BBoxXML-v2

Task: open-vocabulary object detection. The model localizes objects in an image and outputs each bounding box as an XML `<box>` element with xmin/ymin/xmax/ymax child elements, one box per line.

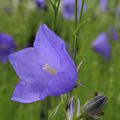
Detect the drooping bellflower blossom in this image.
<box><xmin>92</xmin><ymin>33</ymin><xmax>111</xmax><ymax>60</ymax></box>
<box><xmin>9</xmin><ymin>24</ymin><xmax>77</xmax><ymax>103</ymax></box>
<box><xmin>35</xmin><ymin>0</ymin><xmax>46</xmax><ymax>9</ymax></box>
<box><xmin>99</xmin><ymin>0</ymin><xmax>107</xmax><ymax>12</ymax></box>
<box><xmin>0</xmin><ymin>33</ymin><xmax>15</xmax><ymax>63</ymax></box>
<box><xmin>61</xmin><ymin>0</ymin><xmax>87</xmax><ymax>20</ymax></box>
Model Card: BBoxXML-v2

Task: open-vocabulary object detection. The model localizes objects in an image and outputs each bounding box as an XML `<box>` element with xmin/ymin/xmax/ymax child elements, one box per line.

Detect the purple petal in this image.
<box><xmin>116</xmin><ymin>5</ymin><xmax>120</xmax><ymax>18</ymax></box>
<box><xmin>92</xmin><ymin>33</ymin><xmax>111</xmax><ymax>60</ymax></box>
<box><xmin>67</xmin><ymin>96</ymin><xmax>75</xmax><ymax>120</ymax></box>
<box><xmin>11</xmin><ymin>81</ymin><xmax>44</xmax><ymax>103</ymax></box>
<box><xmin>61</xmin><ymin>0</ymin><xmax>87</xmax><ymax>20</ymax></box>
<box><xmin>0</xmin><ymin>33</ymin><xmax>15</xmax><ymax>63</ymax></box>
<box><xmin>9</xmin><ymin>48</ymin><xmax>51</xmax><ymax>103</ymax></box>
<box><xmin>35</xmin><ymin>0</ymin><xmax>45</xmax><ymax>9</ymax></box>
<box><xmin>34</xmin><ymin>24</ymin><xmax>77</xmax><ymax>75</ymax></box>
<box><xmin>99</xmin><ymin>0</ymin><xmax>107</xmax><ymax>12</ymax></box>
<box><xmin>47</xmin><ymin>72</ymin><xmax>76</xmax><ymax>96</ymax></box>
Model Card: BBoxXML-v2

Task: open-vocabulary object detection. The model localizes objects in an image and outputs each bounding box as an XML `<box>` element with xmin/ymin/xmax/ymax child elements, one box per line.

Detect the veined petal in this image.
<box><xmin>9</xmin><ymin>47</ymin><xmax>52</xmax><ymax>103</ymax></box>
<box><xmin>11</xmin><ymin>80</ymin><xmax>46</xmax><ymax>103</ymax></box>
<box><xmin>34</xmin><ymin>24</ymin><xmax>77</xmax><ymax>76</ymax></box>
<box><xmin>47</xmin><ymin>72</ymin><xmax>77</xmax><ymax>96</ymax></box>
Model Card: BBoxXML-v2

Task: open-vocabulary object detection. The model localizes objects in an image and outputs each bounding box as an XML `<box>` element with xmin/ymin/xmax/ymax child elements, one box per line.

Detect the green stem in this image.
<box><xmin>79</xmin><ymin>0</ymin><xmax>85</xmax><ymax>23</ymax></box>
<box><xmin>73</xmin><ymin>35</ymin><xmax>78</xmax><ymax>64</ymax></box>
<box><xmin>75</xmin><ymin>0</ymin><xmax>78</xmax><ymax>29</ymax></box>
<box><xmin>73</xmin><ymin>0</ymin><xmax>78</xmax><ymax>63</ymax></box>
<box><xmin>75</xmin><ymin>115</ymin><xmax>84</xmax><ymax>120</ymax></box>
<box><xmin>45</xmin><ymin>97</ymin><xmax>48</xmax><ymax>120</ymax></box>
<box><xmin>73</xmin><ymin>0</ymin><xmax>85</xmax><ymax>64</ymax></box>
<box><xmin>53</xmin><ymin>0</ymin><xmax>60</xmax><ymax>32</ymax></box>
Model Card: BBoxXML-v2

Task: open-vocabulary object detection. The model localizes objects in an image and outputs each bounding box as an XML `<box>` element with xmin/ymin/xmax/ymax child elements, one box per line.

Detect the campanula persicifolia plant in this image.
<box><xmin>8</xmin><ymin>0</ymin><xmax>107</xmax><ymax>120</ymax></box>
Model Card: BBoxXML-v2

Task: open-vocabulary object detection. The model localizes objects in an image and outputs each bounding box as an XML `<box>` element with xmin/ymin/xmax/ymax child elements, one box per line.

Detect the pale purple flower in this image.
<box><xmin>92</xmin><ymin>33</ymin><xmax>111</xmax><ymax>60</ymax></box>
<box><xmin>35</xmin><ymin>0</ymin><xmax>46</xmax><ymax>9</ymax></box>
<box><xmin>67</xmin><ymin>96</ymin><xmax>75</xmax><ymax>120</ymax></box>
<box><xmin>99</xmin><ymin>0</ymin><xmax>107</xmax><ymax>12</ymax></box>
<box><xmin>112</xmin><ymin>27</ymin><xmax>118</xmax><ymax>40</ymax></box>
<box><xmin>108</xmin><ymin>26</ymin><xmax>120</xmax><ymax>41</ymax></box>
<box><xmin>9</xmin><ymin>24</ymin><xmax>77</xmax><ymax>103</ymax></box>
<box><xmin>0</xmin><ymin>33</ymin><xmax>15</xmax><ymax>63</ymax></box>
<box><xmin>61</xmin><ymin>0</ymin><xmax>87</xmax><ymax>20</ymax></box>
<box><xmin>116</xmin><ymin>5</ymin><xmax>120</xmax><ymax>18</ymax></box>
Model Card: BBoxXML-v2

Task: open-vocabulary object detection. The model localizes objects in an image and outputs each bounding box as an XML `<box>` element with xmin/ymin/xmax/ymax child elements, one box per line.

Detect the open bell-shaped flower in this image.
<box><xmin>9</xmin><ymin>24</ymin><xmax>77</xmax><ymax>103</ymax></box>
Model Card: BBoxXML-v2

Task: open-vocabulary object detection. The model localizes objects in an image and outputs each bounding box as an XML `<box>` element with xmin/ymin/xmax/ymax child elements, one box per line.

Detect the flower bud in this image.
<box><xmin>66</xmin><ymin>96</ymin><xmax>75</xmax><ymax>120</ymax></box>
<box><xmin>81</xmin><ymin>95</ymin><xmax>107</xmax><ymax>117</ymax></box>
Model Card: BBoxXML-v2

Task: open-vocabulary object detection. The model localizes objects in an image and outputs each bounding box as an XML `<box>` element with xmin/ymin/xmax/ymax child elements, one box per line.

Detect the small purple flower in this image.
<box><xmin>35</xmin><ymin>0</ymin><xmax>46</xmax><ymax>9</ymax></box>
<box><xmin>9</xmin><ymin>24</ymin><xmax>77</xmax><ymax>103</ymax></box>
<box><xmin>116</xmin><ymin>5</ymin><xmax>120</xmax><ymax>18</ymax></box>
<box><xmin>109</xmin><ymin>26</ymin><xmax>118</xmax><ymax>41</ymax></box>
<box><xmin>67</xmin><ymin>96</ymin><xmax>75</xmax><ymax>120</ymax></box>
<box><xmin>61</xmin><ymin>0</ymin><xmax>87</xmax><ymax>20</ymax></box>
<box><xmin>99</xmin><ymin>0</ymin><xmax>107</xmax><ymax>12</ymax></box>
<box><xmin>112</xmin><ymin>27</ymin><xmax>118</xmax><ymax>40</ymax></box>
<box><xmin>92</xmin><ymin>33</ymin><xmax>111</xmax><ymax>60</ymax></box>
<box><xmin>0</xmin><ymin>33</ymin><xmax>15</xmax><ymax>63</ymax></box>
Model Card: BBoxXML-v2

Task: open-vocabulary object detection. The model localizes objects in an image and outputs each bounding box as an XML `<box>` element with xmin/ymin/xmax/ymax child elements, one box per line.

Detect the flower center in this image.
<box><xmin>43</xmin><ymin>64</ymin><xmax>57</xmax><ymax>75</ymax></box>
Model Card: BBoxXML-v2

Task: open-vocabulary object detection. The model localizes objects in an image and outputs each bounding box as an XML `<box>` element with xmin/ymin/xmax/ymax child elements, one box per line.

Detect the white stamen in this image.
<box><xmin>43</xmin><ymin>64</ymin><xmax>57</xmax><ymax>75</ymax></box>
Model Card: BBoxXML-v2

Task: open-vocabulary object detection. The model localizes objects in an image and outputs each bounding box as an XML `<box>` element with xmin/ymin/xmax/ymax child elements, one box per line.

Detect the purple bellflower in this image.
<box><xmin>0</xmin><ymin>33</ymin><xmax>15</xmax><ymax>63</ymax></box>
<box><xmin>61</xmin><ymin>0</ymin><xmax>87</xmax><ymax>20</ymax></box>
<box><xmin>9</xmin><ymin>24</ymin><xmax>77</xmax><ymax>103</ymax></box>
<box><xmin>35</xmin><ymin>0</ymin><xmax>46</xmax><ymax>9</ymax></box>
<box><xmin>92</xmin><ymin>33</ymin><xmax>111</xmax><ymax>60</ymax></box>
<box><xmin>99</xmin><ymin>0</ymin><xmax>107</xmax><ymax>12</ymax></box>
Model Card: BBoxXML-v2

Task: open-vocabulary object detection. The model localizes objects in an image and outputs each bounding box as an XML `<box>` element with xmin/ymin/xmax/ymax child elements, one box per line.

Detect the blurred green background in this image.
<box><xmin>0</xmin><ymin>0</ymin><xmax>120</xmax><ymax>120</ymax></box>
